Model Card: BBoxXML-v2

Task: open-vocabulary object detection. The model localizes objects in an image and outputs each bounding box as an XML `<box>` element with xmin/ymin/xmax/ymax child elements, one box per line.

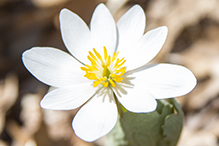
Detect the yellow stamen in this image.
<box><xmin>112</xmin><ymin>51</ymin><xmax>119</xmax><ymax>62</ymax></box>
<box><xmin>114</xmin><ymin>58</ymin><xmax>120</xmax><ymax>67</ymax></box>
<box><xmin>85</xmin><ymin>64</ymin><xmax>98</xmax><ymax>71</ymax></box>
<box><xmin>113</xmin><ymin>77</ymin><xmax>123</xmax><ymax>83</ymax></box>
<box><xmin>89</xmin><ymin>51</ymin><xmax>97</xmax><ymax>61</ymax></box>
<box><xmin>109</xmin><ymin>79</ymin><xmax>116</xmax><ymax>87</ymax></box>
<box><xmin>100</xmin><ymin>77</ymin><xmax>107</xmax><ymax>81</ymax></box>
<box><xmin>116</xmin><ymin>60</ymin><xmax>126</xmax><ymax>69</ymax></box>
<box><xmin>87</xmin><ymin>56</ymin><xmax>97</xmax><ymax>66</ymax></box>
<box><xmin>81</xmin><ymin>46</ymin><xmax>126</xmax><ymax>88</ymax></box>
<box><xmin>93</xmin><ymin>80</ymin><xmax>101</xmax><ymax>87</ymax></box>
<box><xmin>115</xmin><ymin>67</ymin><xmax>126</xmax><ymax>73</ymax></box>
<box><xmin>80</xmin><ymin>67</ymin><xmax>90</xmax><ymax>71</ymax></box>
<box><xmin>103</xmin><ymin>46</ymin><xmax>107</xmax><ymax>61</ymax></box>
<box><xmin>84</xmin><ymin>73</ymin><xmax>98</xmax><ymax>80</ymax></box>
<box><xmin>102</xmin><ymin>82</ymin><xmax>108</xmax><ymax>87</ymax></box>
<box><xmin>93</xmin><ymin>48</ymin><xmax>103</xmax><ymax>62</ymax></box>
<box><xmin>107</xmin><ymin>56</ymin><xmax>111</xmax><ymax>66</ymax></box>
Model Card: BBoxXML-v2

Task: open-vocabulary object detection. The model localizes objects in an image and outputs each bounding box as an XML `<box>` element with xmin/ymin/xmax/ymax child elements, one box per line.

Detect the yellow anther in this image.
<box><xmin>93</xmin><ymin>80</ymin><xmax>101</xmax><ymax>87</ymax></box>
<box><xmin>93</xmin><ymin>48</ymin><xmax>103</xmax><ymax>62</ymax></box>
<box><xmin>112</xmin><ymin>51</ymin><xmax>119</xmax><ymax>62</ymax></box>
<box><xmin>115</xmin><ymin>67</ymin><xmax>126</xmax><ymax>73</ymax></box>
<box><xmin>103</xmin><ymin>46</ymin><xmax>107</xmax><ymax>61</ymax></box>
<box><xmin>102</xmin><ymin>82</ymin><xmax>109</xmax><ymax>87</ymax></box>
<box><xmin>109</xmin><ymin>79</ymin><xmax>116</xmax><ymax>87</ymax></box>
<box><xmin>119</xmin><ymin>57</ymin><xmax>124</xmax><ymax>63</ymax></box>
<box><xmin>91</xmin><ymin>62</ymin><xmax>97</xmax><ymax>69</ymax></box>
<box><xmin>87</xmin><ymin>56</ymin><xmax>97</xmax><ymax>65</ymax></box>
<box><xmin>100</xmin><ymin>77</ymin><xmax>106</xmax><ymax>81</ymax></box>
<box><xmin>114</xmin><ymin>58</ymin><xmax>120</xmax><ymax>67</ymax></box>
<box><xmin>80</xmin><ymin>67</ymin><xmax>90</xmax><ymax>72</ymax></box>
<box><xmin>85</xmin><ymin>64</ymin><xmax>98</xmax><ymax>71</ymax></box>
<box><xmin>116</xmin><ymin>60</ymin><xmax>126</xmax><ymax>69</ymax></box>
<box><xmin>85</xmin><ymin>64</ymin><xmax>92</xmax><ymax>70</ymax></box>
<box><xmin>89</xmin><ymin>51</ymin><xmax>98</xmax><ymax>61</ymax></box>
<box><xmin>84</xmin><ymin>73</ymin><xmax>98</xmax><ymax>80</ymax></box>
<box><xmin>107</xmin><ymin>56</ymin><xmax>111</xmax><ymax>66</ymax></box>
<box><xmin>113</xmin><ymin>77</ymin><xmax>123</xmax><ymax>83</ymax></box>
<box><xmin>118</xmin><ymin>70</ymin><xmax>126</xmax><ymax>76</ymax></box>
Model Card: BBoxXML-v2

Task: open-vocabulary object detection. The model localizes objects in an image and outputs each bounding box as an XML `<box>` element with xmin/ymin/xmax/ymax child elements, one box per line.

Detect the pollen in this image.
<box><xmin>81</xmin><ymin>46</ymin><xmax>126</xmax><ymax>88</ymax></box>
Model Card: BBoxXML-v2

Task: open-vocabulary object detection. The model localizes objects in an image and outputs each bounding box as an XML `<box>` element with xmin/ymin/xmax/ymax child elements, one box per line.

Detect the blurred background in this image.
<box><xmin>0</xmin><ymin>0</ymin><xmax>219</xmax><ymax>146</ymax></box>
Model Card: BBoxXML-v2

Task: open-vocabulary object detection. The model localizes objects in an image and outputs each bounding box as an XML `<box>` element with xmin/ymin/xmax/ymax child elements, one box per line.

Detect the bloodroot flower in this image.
<box><xmin>22</xmin><ymin>4</ymin><xmax>196</xmax><ymax>142</ymax></box>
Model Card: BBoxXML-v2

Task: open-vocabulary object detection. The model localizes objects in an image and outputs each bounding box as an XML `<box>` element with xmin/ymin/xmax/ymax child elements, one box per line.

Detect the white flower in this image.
<box><xmin>22</xmin><ymin>4</ymin><xmax>196</xmax><ymax>142</ymax></box>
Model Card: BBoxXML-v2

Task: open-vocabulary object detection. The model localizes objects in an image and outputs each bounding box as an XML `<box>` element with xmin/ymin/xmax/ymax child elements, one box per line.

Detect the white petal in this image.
<box><xmin>113</xmin><ymin>82</ymin><xmax>157</xmax><ymax>113</ymax></box>
<box><xmin>90</xmin><ymin>3</ymin><xmax>117</xmax><ymax>57</ymax></box>
<box><xmin>124</xmin><ymin>26</ymin><xmax>168</xmax><ymax>71</ymax></box>
<box><xmin>129</xmin><ymin>63</ymin><xmax>197</xmax><ymax>99</ymax></box>
<box><xmin>60</xmin><ymin>8</ymin><xmax>92</xmax><ymax>64</ymax></box>
<box><xmin>73</xmin><ymin>88</ymin><xmax>118</xmax><ymax>142</ymax></box>
<box><xmin>22</xmin><ymin>47</ymin><xmax>89</xmax><ymax>87</ymax></box>
<box><xmin>40</xmin><ymin>83</ymin><xmax>96</xmax><ymax>110</ymax></box>
<box><xmin>117</xmin><ymin>5</ymin><xmax>145</xmax><ymax>53</ymax></box>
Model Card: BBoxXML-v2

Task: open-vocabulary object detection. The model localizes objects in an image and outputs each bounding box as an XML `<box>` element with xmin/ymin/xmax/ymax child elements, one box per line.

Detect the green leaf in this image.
<box><xmin>105</xmin><ymin>99</ymin><xmax>184</xmax><ymax>146</ymax></box>
<box><xmin>158</xmin><ymin>98</ymin><xmax>184</xmax><ymax>146</ymax></box>
<box><xmin>120</xmin><ymin>100</ymin><xmax>173</xmax><ymax>146</ymax></box>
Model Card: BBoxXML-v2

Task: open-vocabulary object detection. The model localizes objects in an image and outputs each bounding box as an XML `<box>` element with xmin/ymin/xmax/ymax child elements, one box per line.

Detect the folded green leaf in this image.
<box><xmin>158</xmin><ymin>98</ymin><xmax>184</xmax><ymax>146</ymax></box>
<box><xmin>106</xmin><ymin>98</ymin><xmax>183</xmax><ymax>146</ymax></box>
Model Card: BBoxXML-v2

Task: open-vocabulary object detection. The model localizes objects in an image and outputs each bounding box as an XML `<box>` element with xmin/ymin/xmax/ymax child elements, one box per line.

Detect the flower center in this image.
<box><xmin>81</xmin><ymin>46</ymin><xmax>126</xmax><ymax>88</ymax></box>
